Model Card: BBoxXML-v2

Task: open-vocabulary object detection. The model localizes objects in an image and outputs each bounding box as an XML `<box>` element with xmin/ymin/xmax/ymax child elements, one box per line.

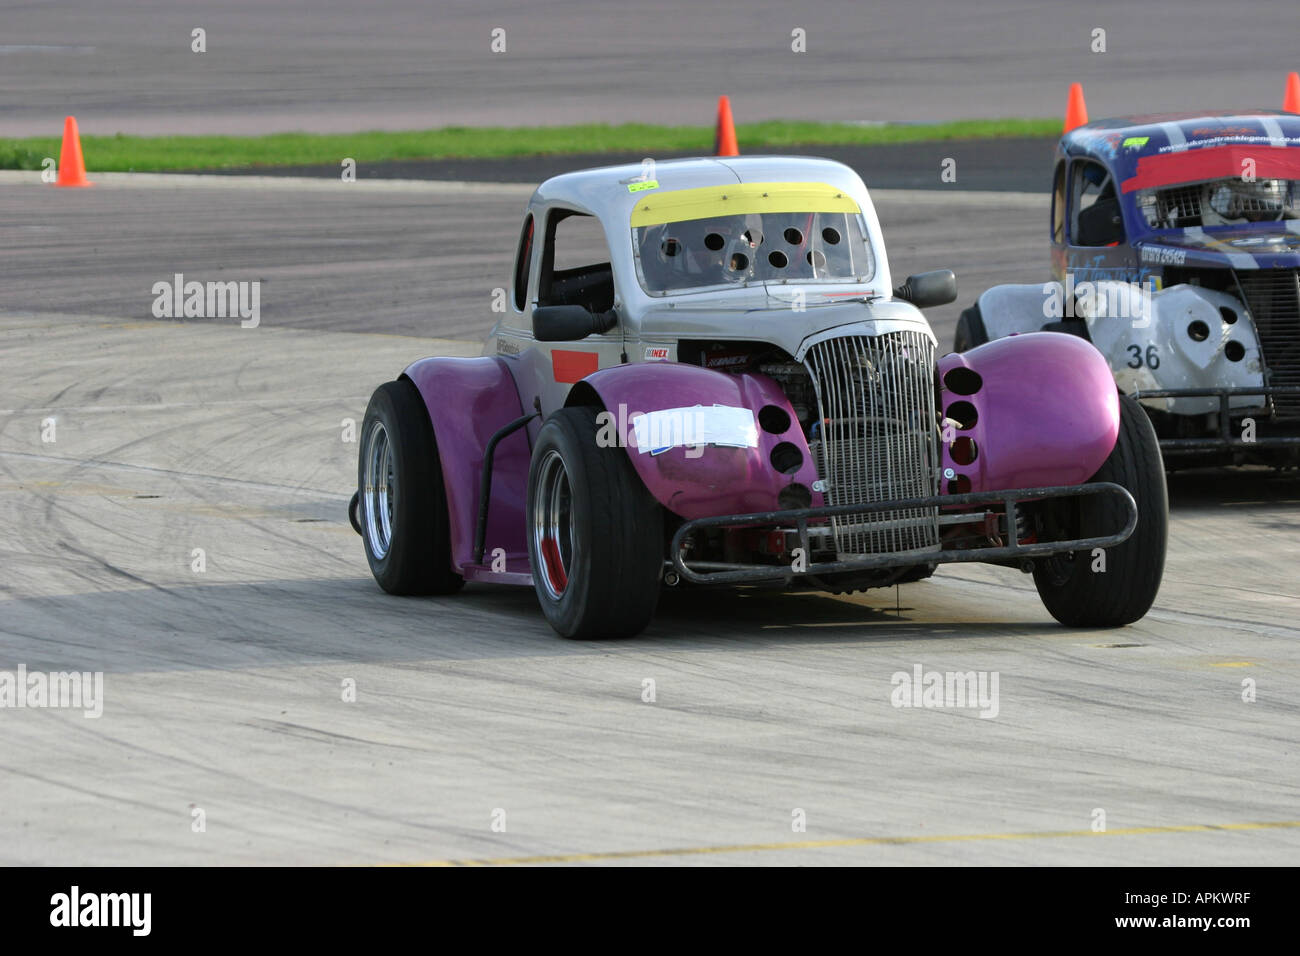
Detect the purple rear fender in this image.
<box><xmin>938</xmin><ymin>332</ymin><xmax>1119</xmax><ymax>492</ymax></box>
<box><xmin>402</xmin><ymin>356</ymin><xmax>530</xmax><ymax>576</ymax></box>
<box><xmin>575</xmin><ymin>362</ymin><xmax>823</xmax><ymax>519</ymax></box>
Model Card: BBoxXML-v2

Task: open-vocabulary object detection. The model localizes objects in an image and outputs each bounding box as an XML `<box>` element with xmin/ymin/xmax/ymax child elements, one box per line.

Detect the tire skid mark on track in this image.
<box><xmin>55</xmin><ymin>538</ymin><xmax>181</xmax><ymax>598</ymax></box>
<box><xmin>1</xmin><ymin>451</ymin><xmax>350</xmax><ymax>500</ymax></box>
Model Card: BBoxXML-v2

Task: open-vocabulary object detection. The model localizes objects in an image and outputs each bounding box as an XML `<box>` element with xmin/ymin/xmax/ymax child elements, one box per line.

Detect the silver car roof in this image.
<box><xmin>528</xmin><ymin>155</ymin><xmax>875</xmax><ymax>223</ymax></box>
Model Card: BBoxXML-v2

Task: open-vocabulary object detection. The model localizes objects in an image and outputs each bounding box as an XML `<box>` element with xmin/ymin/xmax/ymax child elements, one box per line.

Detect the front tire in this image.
<box><xmin>1032</xmin><ymin>393</ymin><xmax>1167</xmax><ymax>626</ymax></box>
<box><xmin>358</xmin><ymin>379</ymin><xmax>463</xmax><ymax>596</ymax></box>
<box><xmin>953</xmin><ymin>303</ymin><xmax>989</xmax><ymax>352</ymax></box>
<box><xmin>527</xmin><ymin>406</ymin><xmax>663</xmax><ymax>639</ymax></box>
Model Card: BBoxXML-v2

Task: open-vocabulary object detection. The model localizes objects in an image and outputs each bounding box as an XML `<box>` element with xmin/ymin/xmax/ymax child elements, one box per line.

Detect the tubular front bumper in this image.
<box><xmin>1131</xmin><ymin>386</ymin><xmax>1300</xmax><ymax>451</ymax></box>
<box><xmin>669</xmin><ymin>483</ymin><xmax>1137</xmax><ymax>585</ymax></box>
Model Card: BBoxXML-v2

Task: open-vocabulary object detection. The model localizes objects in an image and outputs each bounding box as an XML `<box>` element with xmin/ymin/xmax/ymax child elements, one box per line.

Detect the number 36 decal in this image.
<box><xmin>1126</xmin><ymin>344</ymin><xmax>1159</xmax><ymax>369</ymax></box>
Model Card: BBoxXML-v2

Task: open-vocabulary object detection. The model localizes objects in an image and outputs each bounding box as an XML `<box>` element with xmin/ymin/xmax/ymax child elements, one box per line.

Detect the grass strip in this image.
<box><xmin>0</xmin><ymin>118</ymin><xmax>1059</xmax><ymax>172</ymax></box>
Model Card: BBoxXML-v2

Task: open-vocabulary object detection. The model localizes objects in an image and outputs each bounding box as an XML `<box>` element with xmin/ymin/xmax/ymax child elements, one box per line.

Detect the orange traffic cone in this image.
<box><xmin>713</xmin><ymin>95</ymin><xmax>739</xmax><ymax>157</ymax></box>
<box><xmin>55</xmin><ymin>115</ymin><xmax>91</xmax><ymax>187</ymax></box>
<box><xmin>1284</xmin><ymin>72</ymin><xmax>1300</xmax><ymax>114</ymax></box>
<box><xmin>1063</xmin><ymin>83</ymin><xmax>1088</xmax><ymax>133</ymax></box>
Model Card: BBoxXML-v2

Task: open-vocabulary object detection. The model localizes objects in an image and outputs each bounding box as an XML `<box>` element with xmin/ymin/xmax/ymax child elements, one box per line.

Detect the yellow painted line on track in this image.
<box><xmin>391</xmin><ymin>819</ymin><xmax>1300</xmax><ymax>866</ymax></box>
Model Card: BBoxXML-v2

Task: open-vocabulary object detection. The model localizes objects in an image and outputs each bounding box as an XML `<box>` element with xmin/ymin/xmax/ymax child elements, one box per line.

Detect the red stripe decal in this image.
<box><xmin>1122</xmin><ymin>145</ymin><xmax>1300</xmax><ymax>193</ymax></box>
<box><xmin>551</xmin><ymin>349</ymin><xmax>599</xmax><ymax>383</ymax></box>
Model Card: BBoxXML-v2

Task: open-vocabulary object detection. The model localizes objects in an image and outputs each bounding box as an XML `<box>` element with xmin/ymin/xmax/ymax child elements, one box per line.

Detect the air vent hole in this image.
<box><xmin>946</xmin><ymin>400</ymin><xmax>979</xmax><ymax>429</ymax></box>
<box><xmin>770</xmin><ymin>442</ymin><xmax>803</xmax><ymax>475</ymax></box>
<box><xmin>943</xmin><ymin>367</ymin><xmax>983</xmax><ymax>395</ymax></box>
<box><xmin>758</xmin><ymin>405</ymin><xmax>792</xmax><ymax>434</ymax></box>
<box><xmin>951</xmin><ymin>437</ymin><xmax>978</xmax><ymax>465</ymax></box>
<box><xmin>778</xmin><ymin>483</ymin><xmax>812</xmax><ymax>510</ymax></box>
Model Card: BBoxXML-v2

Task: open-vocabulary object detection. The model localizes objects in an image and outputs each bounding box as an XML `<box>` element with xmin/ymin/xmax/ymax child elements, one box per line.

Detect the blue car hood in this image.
<box><xmin>1135</xmin><ymin>227</ymin><xmax>1300</xmax><ymax>270</ymax></box>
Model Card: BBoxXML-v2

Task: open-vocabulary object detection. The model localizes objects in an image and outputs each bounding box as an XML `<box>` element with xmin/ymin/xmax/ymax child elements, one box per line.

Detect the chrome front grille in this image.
<box><xmin>801</xmin><ymin>331</ymin><xmax>941</xmax><ymax>557</ymax></box>
<box><xmin>1236</xmin><ymin>268</ymin><xmax>1300</xmax><ymax>418</ymax></box>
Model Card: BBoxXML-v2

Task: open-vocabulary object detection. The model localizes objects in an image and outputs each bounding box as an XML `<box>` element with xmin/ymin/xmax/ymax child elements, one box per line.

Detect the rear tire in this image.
<box><xmin>953</xmin><ymin>303</ymin><xmax>989</xmax><ymax>352</ymax></box>
<box><xmin>1032</xmin><ymin>393</ymin><xmax>1167</xmax><ymax>626</ymax></box>
<box><xmin>358</xmin><ymin>379</ymin><xmax>463</xmax><ymax>596</ymax></box>
<box><xmin>527</xmin><ymin>406</ymin><xmax>663</xmax><ymax>639</ymax></box>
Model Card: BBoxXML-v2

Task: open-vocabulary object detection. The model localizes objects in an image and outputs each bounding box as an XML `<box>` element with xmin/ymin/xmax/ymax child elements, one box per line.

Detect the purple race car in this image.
<box><xmin>349</xmin><ymin>156</ymin><xmax>1167</xmax><ymax>639</ymax></box>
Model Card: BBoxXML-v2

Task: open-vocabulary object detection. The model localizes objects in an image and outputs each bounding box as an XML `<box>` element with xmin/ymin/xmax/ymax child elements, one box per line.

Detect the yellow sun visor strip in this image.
<box><xmin>630</xmin><ymin>182</ymin><xmax>860</xmax><ymax>227</ymax></box>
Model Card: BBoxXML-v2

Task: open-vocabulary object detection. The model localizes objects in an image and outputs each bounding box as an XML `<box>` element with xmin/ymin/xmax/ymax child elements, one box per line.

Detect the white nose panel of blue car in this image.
<box><xmin>631</xmin><ymin>405</ymin><xmax>759</xmax><ymax>455</ymax></box>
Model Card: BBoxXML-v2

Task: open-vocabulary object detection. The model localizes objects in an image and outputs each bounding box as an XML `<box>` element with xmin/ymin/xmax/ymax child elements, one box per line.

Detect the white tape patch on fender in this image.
<box><xmin>630</xmin><ymin>405</ymin><xmax>759</xmax><ymax>455</ymax></box>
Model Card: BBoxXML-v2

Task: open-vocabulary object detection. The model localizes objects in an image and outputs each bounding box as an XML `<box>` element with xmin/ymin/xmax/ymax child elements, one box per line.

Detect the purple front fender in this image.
<box><xmin>577</xmin><ymin>363</ymin><xmax>823</xmax><ymax>519</ymax></box>
<box><xmin>938</xmin><ymin>332</ymin><xmax>1119</xmax><ymax>493</ymax></box>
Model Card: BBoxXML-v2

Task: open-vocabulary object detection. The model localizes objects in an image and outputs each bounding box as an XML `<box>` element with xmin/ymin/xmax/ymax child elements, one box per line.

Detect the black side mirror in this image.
<box><xmin>894</xmin><ymin>270</ymin><xmax>957</xmax><ymax>308</ymax></box>
<box><xmin>532</xmin><ymin>305</ymin><xmax>618</xmax><ymax>342</ymax></box>
<box><xmin>1076</xmin><ymin>198</ymin><xmax>1124</xmax><ymax>246</ymax></box>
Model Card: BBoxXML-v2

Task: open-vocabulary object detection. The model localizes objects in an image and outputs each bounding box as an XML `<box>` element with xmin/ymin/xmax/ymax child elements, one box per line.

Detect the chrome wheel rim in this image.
<box><xmin>532</xmin><ymin>449</ymin><xmax>574</xmax><ymax>600</ymax></box>
<box><xmin>363</xmin><ymin>420</ymin><xmax>395</xmax><ymax>559</ymax></box>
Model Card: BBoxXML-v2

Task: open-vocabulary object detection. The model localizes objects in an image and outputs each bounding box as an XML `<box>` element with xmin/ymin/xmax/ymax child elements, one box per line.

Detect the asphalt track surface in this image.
<box><xmin>2</xmin><ymin>172</ymin><xmax>1299</xmax><ymax>865</ymax></box>
<box><xmin>3</xmin><ymin>0</ymin><xmax>1300</xmax><ymax>137</ymax></box>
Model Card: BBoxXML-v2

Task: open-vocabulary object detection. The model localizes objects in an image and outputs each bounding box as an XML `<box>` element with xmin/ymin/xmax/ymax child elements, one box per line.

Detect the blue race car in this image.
<box><xmin>955</xmin><ymin>81</ymin><xmax>1300</xmax><ymax>467</ymax></box>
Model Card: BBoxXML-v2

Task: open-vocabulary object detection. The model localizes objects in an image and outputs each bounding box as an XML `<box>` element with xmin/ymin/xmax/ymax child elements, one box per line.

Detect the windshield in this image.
<box><xmin>634</xmin><ymin>210</ymin><xmax>872</xmax><ymax>293</ymax></box>
<box><xmin>629</xmin><ymin>181</ymin><xmax>874</xmax><ymax>295</ymax></box>
<box><xmin>1136</xmin><ymin>177</ymin><xmax>1299</xmax><ymax>229</ymax></box>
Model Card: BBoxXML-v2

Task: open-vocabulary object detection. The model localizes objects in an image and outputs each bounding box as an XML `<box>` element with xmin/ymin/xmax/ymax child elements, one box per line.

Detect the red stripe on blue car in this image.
<box><xmin>1122</xmin><ymin>144</ymin><xmax>1300</xmax><ymax>193</ymax></box>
